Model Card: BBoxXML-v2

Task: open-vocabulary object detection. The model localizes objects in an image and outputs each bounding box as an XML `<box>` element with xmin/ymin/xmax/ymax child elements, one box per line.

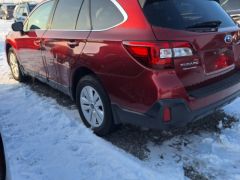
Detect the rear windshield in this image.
<box><xmin>220</xmin><ymin>0</ymin><xmax>240</xmax><ymax>11</ymax></box>
<box><xmin>139</xmin><ymin>0</ymin><xmax>236</xmax><ymax>30</ymax></box>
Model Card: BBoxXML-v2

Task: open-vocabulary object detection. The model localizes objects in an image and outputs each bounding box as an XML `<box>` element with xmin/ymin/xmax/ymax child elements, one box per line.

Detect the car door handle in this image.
<box><xmin>67</xmin><ymin>41</ymin><xmax>79</xmax><ymax>48</ymax></box>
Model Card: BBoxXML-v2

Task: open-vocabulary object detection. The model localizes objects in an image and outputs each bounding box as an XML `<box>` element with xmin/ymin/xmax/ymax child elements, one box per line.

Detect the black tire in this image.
<box><xmin>0</xmin><ymin>136</ymin><xmax>6</xmax><ymax>180</ymax></box>
<box><xmin>8</xmin><ymin>48</ymin><xmax>25</xmax><ymax>82</ymax></box>
<box><xmin>76</xmin><ymin>75</ymin><xmax>114</xmax><ymax>136</ymax></box>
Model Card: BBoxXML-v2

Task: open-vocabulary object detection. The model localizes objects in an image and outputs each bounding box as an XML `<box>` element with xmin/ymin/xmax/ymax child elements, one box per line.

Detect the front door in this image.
<box><xmin>16</xmin><ymin>0</ymin><xmax>54</xmax><ymax>78</ymax></box>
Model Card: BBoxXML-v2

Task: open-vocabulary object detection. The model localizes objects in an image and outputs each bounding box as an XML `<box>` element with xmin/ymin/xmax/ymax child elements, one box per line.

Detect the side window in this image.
<box><xmin>19</xmin><ymin>7</ymin><xmax>25</xmax><ymax>15</ymax></box>
<box><xmin>24</xmin><ymin>1</ymin><xmax>54</xmax><ymax>31</ymax></box>
<box><xmin>51</xmin><ymin>0</ymin><xmax>83</xmax><ymax>30</ymax></box>
<box><xmin>91</xmin><ymin>0</ymin><xmax>125</xmax><ymax>30</ymax></box>
<box><xmin>17</xmin><ymin>7</ymin><xmax>22</xmax><ymax>15</ymax></box>
<box><xmin>14</xmin><ymin>6</ymin><xmax>19</xmax><ymax>15</ymax></box>
<box><xmin>23</xmin><ymin>7</ymin><xmax>28</xmax><ymax>14</ymax></box>
<box><xmin>76</xmin><ymin>0</ymin><xmax>91</xmax><ymax>30</ymax></box>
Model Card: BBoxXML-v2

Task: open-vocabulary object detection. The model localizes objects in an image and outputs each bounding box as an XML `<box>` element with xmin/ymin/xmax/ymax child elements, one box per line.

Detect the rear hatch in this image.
<box><xmin>140</xmin><ymin>0</ymin><xmax>240</xmax><ymax>89</ymax></box>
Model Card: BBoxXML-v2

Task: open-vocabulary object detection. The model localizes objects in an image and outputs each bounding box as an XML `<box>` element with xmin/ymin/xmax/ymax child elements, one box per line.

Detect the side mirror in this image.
<box><xmin>12</xmin><ymin>22</ymin><xmax>23</xmax><ymax>32</ymax></box>
<box><xmin>22</xmin><ymin>12</ymin><xmax>27</xmax><ymax>17</ymax></box>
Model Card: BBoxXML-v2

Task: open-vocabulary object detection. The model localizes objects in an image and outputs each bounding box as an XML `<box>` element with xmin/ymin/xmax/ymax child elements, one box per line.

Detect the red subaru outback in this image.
<box><xmin>5</xmin><ymin>0</ymin><xmax>240</xmax><ymax>135</ymax></box>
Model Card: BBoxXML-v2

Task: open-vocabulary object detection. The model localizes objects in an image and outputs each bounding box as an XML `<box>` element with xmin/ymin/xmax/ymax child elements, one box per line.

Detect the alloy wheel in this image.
<box><xmin>80</xmin><ymin>86</ymin><xmax>105</xmax><ymax>128</ymax></box>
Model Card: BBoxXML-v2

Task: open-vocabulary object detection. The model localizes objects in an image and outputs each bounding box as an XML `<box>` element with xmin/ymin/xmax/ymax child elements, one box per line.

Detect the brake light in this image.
<box><xmin>123</xmin><ymin>41</ymin><xmax>193</xmax><ymax>69</ymax></box>
<box><xmin>126</xmin><ymin>46</ymin><xmax>149</xmax><ymax>57</ymax></box>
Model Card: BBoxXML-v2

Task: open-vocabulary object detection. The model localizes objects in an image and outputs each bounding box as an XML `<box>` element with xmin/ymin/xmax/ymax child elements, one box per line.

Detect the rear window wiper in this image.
<box><xmin>185</xmin><ymin>20</ymin><xmax>222</xmax><ymax>31</ymax></box>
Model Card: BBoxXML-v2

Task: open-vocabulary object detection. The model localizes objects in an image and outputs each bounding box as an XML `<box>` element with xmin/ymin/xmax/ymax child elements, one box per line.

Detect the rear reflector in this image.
<box><xmin>123</xmin><ymin>41</ymin><xmax>193</xmax><ymax>69</ymax></box>
<box><xmin>163</xmin><ymin>106</ymin><xmax>171</xmax><ymax>122</ymax></box>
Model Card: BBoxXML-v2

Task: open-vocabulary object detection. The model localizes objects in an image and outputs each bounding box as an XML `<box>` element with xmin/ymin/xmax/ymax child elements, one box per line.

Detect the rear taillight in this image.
<box><xmin>215</xmin><ymin>54</ymin><xmax>231</xmax><ymax>69</ymax></box>
<box><xmin>123</xmin><ymin>41</ymin><xmax>193</xmax><ymax>69</ymax></box>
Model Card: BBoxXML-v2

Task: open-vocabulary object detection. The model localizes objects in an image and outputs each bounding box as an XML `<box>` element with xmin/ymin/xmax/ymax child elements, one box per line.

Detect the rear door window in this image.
<box><xmin>91</xmin><ymin>0</ymin><xmax>125</xmax><ymax>30</ymax></box>
<box><xmin>76</xmin><ymin>0</ymin><xmax>91</xmax><ymax>30</ymax></box>
<box><xmin>51</xmin><ymin>0</ymin><xmax>83</xmax><ymax>30</ymax></box>
<box><xmin>140</xmin><ymin>0</ymin><xmax>236</xmax><ymax>30</ymax></box>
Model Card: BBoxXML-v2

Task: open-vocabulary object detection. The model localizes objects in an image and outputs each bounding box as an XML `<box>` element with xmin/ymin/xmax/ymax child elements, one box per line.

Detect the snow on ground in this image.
<box><xmin>146</xmin><ymin>110</ymin><xmax>240</xmax><ymax>180</ymax></box>
<box><xmin>0</xmin><ymin>20</ymin><xmax>240</xmax><ymax>180</ymax></box>
<box><xmin>0</xmin><ymin>21</ymin><xmax>163</xmax><ymax>180</ymax></box>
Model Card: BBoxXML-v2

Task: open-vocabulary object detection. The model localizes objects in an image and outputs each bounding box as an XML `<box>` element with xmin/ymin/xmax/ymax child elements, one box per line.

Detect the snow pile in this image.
<box><xmin>146</xmin><ymin>116</ymin><xmax>240</xmax><ymax>180</ymax></box>
<box><xmin>145</xmin><ymin>86</ymin><xmax>240</xmax><ymax>179</ymax></box>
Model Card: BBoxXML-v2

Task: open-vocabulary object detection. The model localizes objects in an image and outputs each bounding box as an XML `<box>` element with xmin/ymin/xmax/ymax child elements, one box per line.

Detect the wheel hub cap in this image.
<box><xmin>80</xmin><ymin>86</ymin><xmax>104</xmax><ymax>128</ymax></box>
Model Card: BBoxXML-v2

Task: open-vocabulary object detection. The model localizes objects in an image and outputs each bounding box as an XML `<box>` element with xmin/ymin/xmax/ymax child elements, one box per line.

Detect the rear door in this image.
<box><xmin>140</xmin><ymin>0</ymin><xmax>240</xmax><ymax>88</ymax></box>
<box><xmin>42</xmin><ymin>0</ymin><xmax>91</xmax><ymax>87</ymax></box>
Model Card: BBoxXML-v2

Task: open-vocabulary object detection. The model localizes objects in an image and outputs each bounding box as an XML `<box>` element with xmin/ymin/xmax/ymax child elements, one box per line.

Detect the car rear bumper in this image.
<box><xmin>112</xmin><ymin>87</ymin><xmax>240</xmax><ymax>130</ymax></box>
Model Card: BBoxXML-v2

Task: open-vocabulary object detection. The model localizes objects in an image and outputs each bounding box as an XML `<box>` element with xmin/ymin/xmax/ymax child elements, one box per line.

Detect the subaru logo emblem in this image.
<box><xmin>224</xmin><ymin>35</ymin><xmax>233</xmax><ymax>44</ymax></box>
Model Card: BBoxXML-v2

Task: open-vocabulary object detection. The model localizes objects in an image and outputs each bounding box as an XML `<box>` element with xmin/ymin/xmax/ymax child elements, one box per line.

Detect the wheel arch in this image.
<box><xmin>5</xmin><ymin>40</ymin><xmax>17</xmax><ymax>64</ymax></box>
<box><xmin>71</xmin><ymin>67</ymin><xmax>98</xmax><ymax>101</ymax></box>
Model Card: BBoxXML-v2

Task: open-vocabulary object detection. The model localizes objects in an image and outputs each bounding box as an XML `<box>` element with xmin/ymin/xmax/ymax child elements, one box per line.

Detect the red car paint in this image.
<box><xmin>5</xmin><ymin>0</ymin><xmax>240</xmax><ymax>127</ymax></box>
